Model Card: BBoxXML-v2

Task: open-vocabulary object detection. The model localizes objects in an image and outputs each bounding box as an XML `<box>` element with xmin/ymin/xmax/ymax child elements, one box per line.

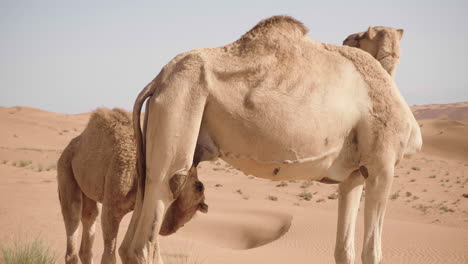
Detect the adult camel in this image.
<box><xmin>121</xmin><ymin>16</ymin><xmax>422</xmax><ymax>264</ymax></box>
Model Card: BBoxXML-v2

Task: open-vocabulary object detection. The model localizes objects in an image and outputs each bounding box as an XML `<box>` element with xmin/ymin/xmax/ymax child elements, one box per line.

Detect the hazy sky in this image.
<box><xmin>1</xmin><ymin>0</ymin><xmax>467</xmax><ymax>114</ymax></box>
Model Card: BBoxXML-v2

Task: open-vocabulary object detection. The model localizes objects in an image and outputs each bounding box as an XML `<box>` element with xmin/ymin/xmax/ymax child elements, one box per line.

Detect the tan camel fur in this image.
<box><xmin>57</xmin><ymin>108</ymin><xmax>208</xmax><ymax>264</ymax></box>
<box><xmin>123</xmin><ymin>16</ymin><xmax>421</xmax><ymax>264</ymax></box>
<box><xmin>343</xmin><ymin>26</ymin><xmax>404</xmax><ymax>77</ymax></box>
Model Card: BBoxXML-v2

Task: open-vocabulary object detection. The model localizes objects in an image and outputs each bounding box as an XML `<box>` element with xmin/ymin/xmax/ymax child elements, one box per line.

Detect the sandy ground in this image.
<box><xmin>0</xmin><ymin>104</ymin><xmax>467</xmax><ymax>264</ymax></box>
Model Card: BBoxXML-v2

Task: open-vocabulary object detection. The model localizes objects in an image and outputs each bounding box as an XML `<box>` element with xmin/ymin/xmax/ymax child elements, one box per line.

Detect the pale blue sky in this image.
<box><xmin>1</xmin><ymin>0</ymin><xmax>467</xmax><ymax>114</ymax></box>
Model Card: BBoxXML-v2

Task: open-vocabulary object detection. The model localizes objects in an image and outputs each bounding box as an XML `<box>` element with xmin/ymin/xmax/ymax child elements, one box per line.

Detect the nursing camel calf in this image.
<box><xmin>57</xmin><ymin>108</ymin><xmax>208</xmax><ymax>264</ymax></box>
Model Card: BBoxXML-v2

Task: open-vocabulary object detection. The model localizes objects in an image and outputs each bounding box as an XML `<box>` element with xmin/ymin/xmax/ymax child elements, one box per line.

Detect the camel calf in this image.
<box><xmin>57</xmin><ymin>108</ymin><xmax>208</xmax><ymax>264</ymax></box>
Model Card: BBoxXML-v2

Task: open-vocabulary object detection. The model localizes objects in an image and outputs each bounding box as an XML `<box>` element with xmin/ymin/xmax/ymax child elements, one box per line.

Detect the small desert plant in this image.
<box><xmin>46</xmin><ymin>163</ymin><xmax>57</xmax><ymax>171</ymax></box>
<box><xmin>214</xmin><ymin>183</ymin><xmax>223</xmax><ymax>188</ymax></box>
<box><xmin>300</xmin><ymin>181</ymin><xmax>313</xmax><ymax>188</ymax></box>
<box><xmin>1</xmin><ymin>160</ymin><xmax>7</xmax><ymax>165</ymax></box>
<box><xmin>316</xmin><ymin>198</ymin><xmax>325</xmax><ymax>203</ymax></box>
<box><xmin>162</xmin><ymin>245</ymin><xmax>204</xmax><ymax>264</ymax></box>
<box><xmin>276</xmin><ymin>181</ymin><xmax>288</xmax><ymax>187</ymax></box>
<box><xmin>439</xmin><ymin>205</ymin><xmax>455</xmax><ymax>213</ymax></box>
<box><xmin>414</xmin><ymin>204</ymin><xmax>431</xmax><ymax>214</ymax></box>
<box><xmin>327</xmin><ymin>193</ymin><xmax>339</xmax><ymax>200</ymax></box>
<box><xmin>0</xmin><ymin>238</ymin><xmax>56</xmax><ymax>264</ymax></box>
<box><xmin>390</xmin><ymin>191</ymin><xmax>400</xmax><ymax>200</ymax></box>
<box><xmin>428</xmin><ymin>175</ymin><xmax>436</xmax><ymax>179</ymax></box>
<box><xmin>298</xmin><ymin>191</ymin><xmax>313</xmax><ymax>201</ymax></box>
<box><xmin>235</xmin><ymin>189</ymin><xmax>243</xmax><ymax>195</ymax></box>
<box><xmin>409</xmin><ymin>179</ymin><xmax>416</xmax><ymax>182</ymax></box>
<box><xmin>405</xmin><ymin>192</ymin><xmax>412</xmax><ymax>197</ymax></box>
<box><xmin>37</xmin><ymin>164</ymin><xmax>43</xmax><ymax>172</ymax></box>
<box><xmin>18</xmin><ymin>160</ymin><xmax>32</xmax><ymax>167</ymax></box>
<box><xmin>267</xmin><ymin>195</ymin><xmax>278</xmax><ymax>201</ymax></box>
<box><xmin>411</xmin><ymin>166</ymin><xmax>421</xmax><ymax>171</ymax></box>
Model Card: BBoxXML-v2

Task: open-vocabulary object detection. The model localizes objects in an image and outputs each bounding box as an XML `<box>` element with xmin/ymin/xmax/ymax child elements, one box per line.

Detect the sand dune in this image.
<box><xmin>412</xmin><ymin>102</ymin><xmax>468</xmax><ymax>124</ymax></box>
<box><xmin>0</xmin><ymin>104</ymin><xmax>467</xmax><ymax>264</ymax></box>
<box><xmin>418</xmin><ymin>119</ymin><xmax>468</xmax><ymax>161</ymax></box>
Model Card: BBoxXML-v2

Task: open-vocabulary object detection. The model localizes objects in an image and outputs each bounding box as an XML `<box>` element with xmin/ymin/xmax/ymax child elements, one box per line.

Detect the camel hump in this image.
<box><xmin>87</xmin><ymin>108</ymin><xmax>132</xmax><ymax>137</ymax></box>
<box><xmin>85</xmin><ymin>108</ymin><xmax>135</xmax><ymax>161</ymax></box>
<box><xmin>232</xmin><ymin>15</ymin><xmax>309</xmax><ymax>55</ymax></box>
<box><xmin>244</xmin><ymin>15</ymin><xmax>308</xmax><ymax>38</ymax></box>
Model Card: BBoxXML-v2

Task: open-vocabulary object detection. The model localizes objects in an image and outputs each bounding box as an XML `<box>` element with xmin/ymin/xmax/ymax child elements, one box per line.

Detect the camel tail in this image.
<box><xmin>133</xmin><ymin>79</ymin><xmax>158</xmax><ymax>198</ymax></box>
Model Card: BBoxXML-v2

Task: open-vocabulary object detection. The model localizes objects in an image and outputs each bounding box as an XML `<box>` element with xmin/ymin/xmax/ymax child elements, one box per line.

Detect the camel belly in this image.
<box><xmin>220</xmin><ymin>149</ymin><xmax>340</xmax><ymax>181</ymax></box>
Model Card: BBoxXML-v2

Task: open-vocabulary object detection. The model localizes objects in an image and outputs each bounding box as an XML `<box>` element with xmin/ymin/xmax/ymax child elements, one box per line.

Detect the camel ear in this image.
<box><xmin>366</xmin><ymin>26</ymin><xmax>376</xmax><ymax>40</ymax></box>
<box><xmin>397</xmin><ymin>29</ymin><xmax>404</xmax><ymax>40</ymax></box>
<box><xmin>169</xmin><ymin>172</ymin><xmax>187</xmax><ymax>199</ymax></box>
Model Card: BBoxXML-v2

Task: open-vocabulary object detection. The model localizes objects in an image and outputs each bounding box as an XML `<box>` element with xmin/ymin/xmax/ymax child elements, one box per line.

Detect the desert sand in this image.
<box><xmin>0</xmin><ymin>104</ymin><xmax>467</xmax><ymax>264</ymax></box>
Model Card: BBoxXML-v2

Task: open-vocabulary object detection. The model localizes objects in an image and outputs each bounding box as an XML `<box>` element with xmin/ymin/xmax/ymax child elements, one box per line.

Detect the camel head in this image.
<box><xmin>159</xmin><ymin>166</ymin><xmax>208</xmax><ymax>235</ymax></box>
<box><xmin>343</xmin><ymin>26</ymin><xmax>404</xmax><ymax>77</ymax></box>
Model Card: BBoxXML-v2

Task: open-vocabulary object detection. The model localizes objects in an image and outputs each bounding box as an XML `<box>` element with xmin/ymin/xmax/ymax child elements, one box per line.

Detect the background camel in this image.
<box><xmin>125</xmin><ymin>16</ymin><xmax>421</xmax><ymax>264</ymax></box>
<box><xmin>343</xmin><ymin>26</ymin><xmax>404</xmax><ymax>77</ymax></box>
<box><xmin>57</xmin><ymin>108</ymin><xmax>208</xmax><ymax>264</ymax></box>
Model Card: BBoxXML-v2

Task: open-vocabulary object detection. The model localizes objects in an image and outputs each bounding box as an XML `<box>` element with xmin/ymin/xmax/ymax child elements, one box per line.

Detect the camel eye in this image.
<box><xmin>194</xmin><ymin>181</ymin><xmax>204</xmax><ymax>193</ymax></box>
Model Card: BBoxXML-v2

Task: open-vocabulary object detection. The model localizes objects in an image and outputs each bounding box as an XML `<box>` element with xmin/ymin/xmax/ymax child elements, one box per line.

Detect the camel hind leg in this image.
<box><xmin>57</xmin><ymin>152</ymin><xmax>82</xmax><ymax>264</ymax></box>
<box><xmin>79</xmin><ymin>194</ymin><xmax>99</xmax><ymax>264</ymax></box>
<box><xmin>127</xmin><ymin>78</ymin><xmax>208</xmax><ymax>263</ymax></box>
<box><xmin>101</xmin><ymin>199</ymin><xmax>126</xmax><ymax>264</ymax></box>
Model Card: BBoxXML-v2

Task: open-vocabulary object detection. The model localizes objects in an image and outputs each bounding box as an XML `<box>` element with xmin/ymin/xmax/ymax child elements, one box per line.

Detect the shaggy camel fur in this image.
<box><xmin>123</xmin><ymin>16</ymin><xmax>422</xmax><ymax>264</ymax></box>
<box><xmin>57</xmin><ymin>108</ymin><xmax>208</xmax><ymax>264</ymax></box>
<box><xmin>343</xmin><ymin>26</ymin><xmax>404</xmax><ymax>77</ymax></box>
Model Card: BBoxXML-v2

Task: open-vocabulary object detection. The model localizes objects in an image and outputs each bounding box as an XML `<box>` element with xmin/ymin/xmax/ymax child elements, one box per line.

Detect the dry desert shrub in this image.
<box><xmin>267</xmin><ymin>195</ymin><xmax>278</xmax><ymax>201</ymax></box>
<box><xmin>411</xmin><ymin>166</ymin><xmax>421</xmax><ymax>171</ymax></box>
<box><xmin>328</xmin><ymin>193</ymin><xmax>339</xmax><ymax>200</ymax></box>
<box><xmin>18</xmin><ymin>160</ymin><xmax>32</xmax><ymax>168</ymax></box>
<box><xmin>413</xmin><ymin>204</ymin><xmax>432</xmax><ymax>214</ymax></box>
<box><xmin>300</xmin><ymin>181</ymin><xmax>313</xmax><ymax>188</ymax></box>
<box><xmin>0</xmin><ymin>238</ymin><xmax>56</xmax><ymax>264</ymax></box>
<box><xmin>162</xmin><ymin>245</ymin><xmax>204</xmax><ymax>264</ymax></box>
<box><xmin>298</xmin><ymin>191</ymin><xmax>313</xmax><ymax>201</ymax></box>
<box><xmin>276</xmin><ymin>181</ymin><xmax>288</xmax><ymax>187</ymax></box>
<box><xmin>390</xmin><ymin>191</ymin><xmax>400</xmax><ymax>200</ymax></box>
<box><xmin>45</xmin><ymin>163</ymin><xmax>56</xmax><ymax>171</ymax></box>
